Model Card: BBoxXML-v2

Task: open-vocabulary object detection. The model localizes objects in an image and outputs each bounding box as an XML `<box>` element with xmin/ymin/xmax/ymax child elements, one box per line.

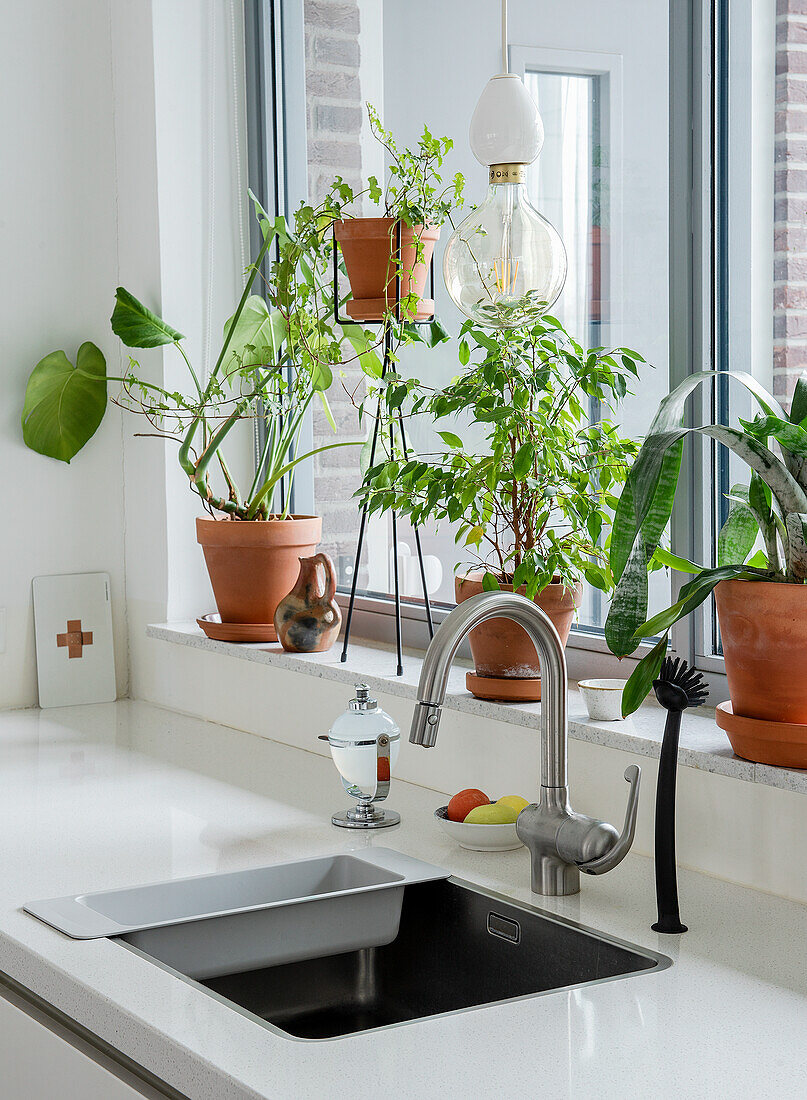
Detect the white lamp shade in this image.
<box><xmin>469</xmin><ymin>74</ymin><xmax>544</xmax><ymax>166</ymax></box>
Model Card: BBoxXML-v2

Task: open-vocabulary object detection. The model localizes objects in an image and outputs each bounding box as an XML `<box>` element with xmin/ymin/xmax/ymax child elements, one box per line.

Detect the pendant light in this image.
<box><xmin>443</xmin><ymin>0</ymin><xmax>567</xmax><ymax>329</ymax></box>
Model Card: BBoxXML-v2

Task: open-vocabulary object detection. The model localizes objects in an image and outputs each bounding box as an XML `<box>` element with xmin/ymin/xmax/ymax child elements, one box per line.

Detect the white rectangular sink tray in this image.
<box><xmin>25</xmin><ymin>849</ymin><xmax>448</xmax><ymax>975</ymax></box>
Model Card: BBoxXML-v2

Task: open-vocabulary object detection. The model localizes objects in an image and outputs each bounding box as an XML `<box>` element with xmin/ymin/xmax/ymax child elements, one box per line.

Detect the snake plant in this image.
<box><xmin>606</xmin><ymin>370</ymin><xmax>807</xmax><ymax>715</ymax></box>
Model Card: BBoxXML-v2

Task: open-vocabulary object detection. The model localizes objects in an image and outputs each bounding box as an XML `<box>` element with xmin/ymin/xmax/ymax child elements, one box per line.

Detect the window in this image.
<box><xmin>244</xmin><ymin>1</ymin><xmax>778</xmax><ymax>681</ymax></box>
<box><xmin>689</xmin><ymin>0</ymin><xmax>775</xmax><ymax>664</ymax></box>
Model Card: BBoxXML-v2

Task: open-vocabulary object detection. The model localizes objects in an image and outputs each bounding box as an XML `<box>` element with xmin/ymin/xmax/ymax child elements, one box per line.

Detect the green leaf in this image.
<box><xmin>605</xmin><ymin>532</ymin><xmax>649</xmax><ymax>655</ymax></box>
<box><xmin>224</xmin><ymin>295</ymin><xmax>285</xmax><ymax>368</ymax></box>
<box><xmin>21</xmin><ymin>343</ymin><xmax>107</xmax><ymax>462</ymax></box>
<box><xmin>790</xmin><ymin>376</ymin><xmax>807</xmax><ymax>425</ymax></box>
<box><xmin>513</xmin><ymin>442</ymin><xmax>534</xmax><ymax>479</ymax></box>
<box><xmin>718</xmin><ymin>499</ymin><xmax>758</xmax><ymax>567</ymax></box>
<box><xmin>610</xmin><ymin>439</ymin><xmax>683</xmax><ymax>587</ymax></box>
<box><xmin>652</xmin><ymin>546</ymin><xmax>705</xmax><ymax>574</ymax></box>
<box><xmin>610</xmin><ymin>369</ymin><xmax>785</xmax><ymax>585</ymax></box>
<box><xmin>637</xmin><ymin>564</ymin><xmax>754</xmax><ymax>638</ymax></box>
<box><xmin>310</xmin><ymin>359</ymin><xmax>334</xmax><ymax>394</ymax></box>
<box><xmin>482</xmin><ymin>571</ymin><xmax>501</xmax><ymax>591</ymax></box>
<box><xmin>342</xmin><ymin>324</ymin><xmax>384</xmax><ymax>379</ymax></box>
<box><xmin>583</xmin><ymin>563</ymin><xmax>609</xmax><ymax>591</ymax></box>
<box><xmin>111</xmin><ymin>287</ymin><xmax>184</xmax><ymax>348</ymax></box>
<box><xmin>438</xmin><ymin>430</ymin><xmax>463</xmax><ymax>449</ymax></box>
<box><xmin>426</xmin><ymin>319</ymin><xmax>450</xmax><ymax>346</ymax></box>
<box><xmin>248</xmin><ymin>188</ymin><xmax>276</xmax><ymax>240</ymax></box>
<box><xmin>621</xmin><ymin>634</ymin><xmax>668</xmax><ymax>717</ymax></box>
<box><xmin>740</xmin><ymin>414</ymin><xmax>807</xmax><ymax>458</ymax></box>
<box><xmin>701</xmin><ymin>425</ymin><xmax>807</xmax><ymax>516</ymax></box>
<box><xmin>458</xmin><ymin>339</ymin><xmax>470</xmax><ymax>366</ymax></box>
<box><xmin>785</xmin><ymin>512</ymin><xmax>807</xmax><ymax>580</ymax></box>
<box><xmin>318</xmin><ymin>390</ymin><xmax>337</xmax><ymax>431</ymax></box>
<box><xmin>748</xmin><ymin>472</ymin><xmax>772</xmax><ymax>518</ymax></box>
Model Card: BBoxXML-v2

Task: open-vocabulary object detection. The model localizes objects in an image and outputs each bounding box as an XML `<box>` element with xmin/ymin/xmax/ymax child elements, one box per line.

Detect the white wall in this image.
<box><xmin>0</xmin><ymin>1</ymin><xmax>128</xmax><ymax>709</ymax></box>
<box><xmin>0</xmin><ymin>0</ymin><xmax>251</xmax><ymax>709</ymax></box>
<box><xmin>119</xmin><ymin>0</ymin><xmax>252</xmax><ymax>699</ymax></box>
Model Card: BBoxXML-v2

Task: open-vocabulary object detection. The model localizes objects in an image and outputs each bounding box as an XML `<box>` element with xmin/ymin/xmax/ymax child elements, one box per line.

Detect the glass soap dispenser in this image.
<box><xmin>320</xmin><ymin>684</ymin><xmax>401</xmax><ymax>829</ymax></box>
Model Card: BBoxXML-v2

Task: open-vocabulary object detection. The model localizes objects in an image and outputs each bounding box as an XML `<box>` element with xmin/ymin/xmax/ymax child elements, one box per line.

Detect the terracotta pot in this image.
<box><xmin>334</xmin><ymin>218</ymin><xmax>439</xmax><ymax>321</ymax></box>
<box><xmin>715</xmin><ymin>578</ymin><xmax>807</xmax><ymax>727</ymax></box>
<box><xmin>715</xmin><ymin>702</ymin><xmax>807</xmax><ymax>769</ymax></box>
<box><xmin>196</xmin><ymin>515</ymin><xmax>321</xmax><ymax>637</ymax></box>
<box><xmin>274</xmin><ymin>552</ymin><xmax>342</xmax><ymax>653</ymax></box>
<box><xmin>455</xmin><ymin>574</ymin><xmax>581</xmax><ymax>699</ymax></box>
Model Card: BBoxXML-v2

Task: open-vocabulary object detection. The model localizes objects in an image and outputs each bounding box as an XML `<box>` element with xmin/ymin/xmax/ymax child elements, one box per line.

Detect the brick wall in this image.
<box><xmin>775</xmin><ymin>0</ymin><xmax>807</xmax><ymax>402</ymax></box>
<box><xmin>304</xmin><ymin>0</ymin><xmax>369</xmax><ymax>585</ymax></box>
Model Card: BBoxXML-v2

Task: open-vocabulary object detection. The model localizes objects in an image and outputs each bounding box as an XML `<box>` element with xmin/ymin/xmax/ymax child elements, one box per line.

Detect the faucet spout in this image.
<box><xmin>410</xmin><ymin>590</ymin><xmax>640</xmax><ymax>896</ymax></box>
<box><xmin>410</xmin><ymin>591</ymin><xmax>568</xmax><ymax>787</ymax></box>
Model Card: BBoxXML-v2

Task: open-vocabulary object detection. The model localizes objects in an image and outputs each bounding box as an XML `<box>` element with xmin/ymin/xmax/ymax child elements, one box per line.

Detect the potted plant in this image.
<box><xmin>359</xmin><ymin>317</ymin><xmax>642</xmax><ymax>700</ymax></box>
<box><xmin>22</xmin><ymin>193</ymin><xmax>366</xmax><ymax>639</ymax></box>
<box><xmin>605</xmin><ymin>369</ymin><xmax>807</xmax><ymax>766</ymax></box>
<box><xmin>22</xmin><ymin>132</ymin><xmax>465</xmax><ymax>640</ymax></box>
<box><xmin>334</xmin><ymin>104</ymin><xmax>464</xmax><ymax>322</ymax></box>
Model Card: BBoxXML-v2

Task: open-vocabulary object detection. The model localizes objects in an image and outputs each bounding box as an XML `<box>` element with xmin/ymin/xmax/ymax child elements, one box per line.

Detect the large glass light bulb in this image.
<box><xmin>443</xmin><ymin>171</ymin><xmax>567</xmax><ymax>329</ymax></box>
<box><xmin>443</xmin><ymin>73</ymin><xmax>567</xmax><ymax>329</ymax></box>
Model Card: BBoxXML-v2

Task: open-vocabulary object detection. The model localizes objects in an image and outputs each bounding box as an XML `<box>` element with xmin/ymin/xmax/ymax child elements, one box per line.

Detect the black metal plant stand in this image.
<box><xmin>333</xmin><ymin>221</ymin><xmax>435</xmax><ymax>675</ymax></box>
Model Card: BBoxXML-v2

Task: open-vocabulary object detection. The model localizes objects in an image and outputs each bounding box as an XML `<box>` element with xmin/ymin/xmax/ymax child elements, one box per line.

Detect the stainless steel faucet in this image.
<box><xmin>410</xmin><ymin>591</ymin><xmax>641</xmax><ymax>896</ymax></box>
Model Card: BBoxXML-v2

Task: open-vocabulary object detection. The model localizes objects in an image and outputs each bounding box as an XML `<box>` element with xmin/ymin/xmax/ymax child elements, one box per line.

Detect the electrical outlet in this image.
<box><xmin>0</xmin><ymin>608</ymin><xmax>6</xmax><ymax>653</ymax></box>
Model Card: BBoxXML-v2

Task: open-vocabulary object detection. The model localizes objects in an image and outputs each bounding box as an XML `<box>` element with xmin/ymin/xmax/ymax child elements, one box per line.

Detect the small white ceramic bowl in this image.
<box><xmin>434</xmin><ymin>806</ymin><xmax>524</xmax><ymax>852</ymax></box>
<box><xmin>578</xmin><ymin>678</ymin><xmax>628</xmax><ymax>722</ymax></box>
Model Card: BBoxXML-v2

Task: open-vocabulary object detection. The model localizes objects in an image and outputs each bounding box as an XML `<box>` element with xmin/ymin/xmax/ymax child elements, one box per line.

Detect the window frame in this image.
<box><xmin>245</xmin><ymin>0</ymin><xmax>772</xmax><ymax>693</ymax></box>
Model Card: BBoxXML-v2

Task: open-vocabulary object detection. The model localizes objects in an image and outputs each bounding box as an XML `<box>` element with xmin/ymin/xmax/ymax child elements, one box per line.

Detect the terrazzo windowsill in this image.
<box><xmin>147</xmin><ymin>621</ymin><xmax>807</xmax><ymax>796</ymax></box>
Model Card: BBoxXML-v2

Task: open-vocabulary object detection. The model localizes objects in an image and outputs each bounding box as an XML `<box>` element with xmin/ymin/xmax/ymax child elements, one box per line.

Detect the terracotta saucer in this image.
<box><xmin>466</xmin><ymin>671</ymin><xmax>541</xmax><ymax>703</ymax></box>
<box><xmin>197</xmin><ymin>614</ymin><xmax>278</xmax><ymax>644</ymax></box>
<box><xmin>715</xmin><ymin>700</ymin><xmax>807</xmax><ymax>768</ymax></box>
<box><xmin>345</xmin><ymin>297</ymin><xmax>435</xmax><ymax>322</ymax></box>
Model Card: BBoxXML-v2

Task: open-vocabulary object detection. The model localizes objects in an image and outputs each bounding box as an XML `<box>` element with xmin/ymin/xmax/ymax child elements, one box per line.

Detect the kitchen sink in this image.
<box><xmin>119</xmin><ymin>877</ymin><xmax>670</xmax><ymax>1040</ymax></box>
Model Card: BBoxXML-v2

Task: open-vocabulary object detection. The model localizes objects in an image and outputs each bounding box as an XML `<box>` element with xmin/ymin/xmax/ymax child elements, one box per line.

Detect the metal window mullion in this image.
<box><xmin>669</xmin><ymin>0</ymin><xmax>714</xmax><ymax>668</ymax></box>
<box><xmin>693</xmin><ymin>0</ymin><xmax>720</xmax><ymax>667</ymax></box>
<box><xmin>244</xmin><ymin>0</ymin><xmax>313</xmax><ymax>516</ymax></box>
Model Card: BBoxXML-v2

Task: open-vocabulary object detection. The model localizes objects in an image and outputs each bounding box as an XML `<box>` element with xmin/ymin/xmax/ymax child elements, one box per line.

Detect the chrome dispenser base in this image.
<box><xmin>331</xmin><ymin>804</ymin><xmax>401</xmax><ymax>830</ymax></box>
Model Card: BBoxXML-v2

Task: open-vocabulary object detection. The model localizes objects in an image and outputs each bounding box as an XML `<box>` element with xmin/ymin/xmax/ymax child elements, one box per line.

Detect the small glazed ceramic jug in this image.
<box><xmin>274</xmin><ymin>552</ymin><xmax>342</xmax><ymax>653</ymax></box>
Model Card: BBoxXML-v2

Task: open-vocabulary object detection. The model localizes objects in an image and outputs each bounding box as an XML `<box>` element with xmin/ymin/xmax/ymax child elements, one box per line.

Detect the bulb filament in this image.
<box><xmin>493</xmin><ymin>257</ymin><xmax>519</xmax><ymax>295</ymax></box>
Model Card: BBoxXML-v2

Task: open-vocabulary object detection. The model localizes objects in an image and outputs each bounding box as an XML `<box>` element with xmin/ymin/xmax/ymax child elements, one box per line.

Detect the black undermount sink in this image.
<box><xmin>121</xmin><ymin>877</ymin><xmax>669</xmax><ymax>1040</ymax></box>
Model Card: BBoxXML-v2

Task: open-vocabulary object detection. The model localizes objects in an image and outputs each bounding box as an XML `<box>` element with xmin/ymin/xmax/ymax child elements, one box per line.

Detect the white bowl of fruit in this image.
<box><xmin>435</xmin><ymin>789</ymin><xmax>529</xmax><ymax>852</ymax></box>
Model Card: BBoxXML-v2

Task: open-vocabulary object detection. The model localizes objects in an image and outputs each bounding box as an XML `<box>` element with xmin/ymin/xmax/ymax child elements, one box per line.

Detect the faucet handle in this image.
<box><xmin>578</xmin><ymin>765</ymin><xmax>641</xmax><ymax>876</ymax></box>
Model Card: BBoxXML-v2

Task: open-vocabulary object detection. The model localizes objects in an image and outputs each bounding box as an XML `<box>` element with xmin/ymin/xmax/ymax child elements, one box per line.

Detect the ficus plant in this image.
<box><xmin>605</xmin><ymin>370</ymin><xmax>807</xmax><ymax>715</ymax></box>
<box><xmin>358</xmin><ymin>317</ymin><xmax>642</xmax><ymax>597</ymax></box>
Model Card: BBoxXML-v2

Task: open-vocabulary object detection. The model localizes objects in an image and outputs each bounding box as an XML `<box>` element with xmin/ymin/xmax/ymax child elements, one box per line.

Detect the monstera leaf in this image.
<box><xmin>21</xmin><ymin>342</ymin><xmax>108</xmax><ymax>462</ymax></box>
<box><xmin>223</xmin><ymin>294</ymin><xmax>286</xmax><ymax>370</ymax></box>
<box><xmin>111</xmin><ymin>287</ymin><xmax>184</xmax><ymax>348</ymax></box>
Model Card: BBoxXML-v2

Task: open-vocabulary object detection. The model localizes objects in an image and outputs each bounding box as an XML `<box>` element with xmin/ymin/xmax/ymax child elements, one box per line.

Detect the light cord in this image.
<box><xmin>501</xmin><ymin>0</ymin><xmax>508</xmax><ymax>74</ymax></box>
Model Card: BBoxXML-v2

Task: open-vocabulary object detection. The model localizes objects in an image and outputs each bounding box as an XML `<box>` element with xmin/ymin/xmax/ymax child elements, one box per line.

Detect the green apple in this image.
<box><xmin>464</xmin><ymin>802</ymin><xmax>519</xmax><ymax>825</ymax></box>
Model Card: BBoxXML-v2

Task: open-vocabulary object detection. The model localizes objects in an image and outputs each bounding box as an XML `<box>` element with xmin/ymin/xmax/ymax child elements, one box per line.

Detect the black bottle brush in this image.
<box><xmin>651</xmin><ymin>657</ymin><xmax>707</xmax><ymax>934</ymax></box>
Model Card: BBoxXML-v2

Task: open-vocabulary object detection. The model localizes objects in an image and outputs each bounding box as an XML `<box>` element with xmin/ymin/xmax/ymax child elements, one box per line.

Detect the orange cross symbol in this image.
<box><xmin>56</xmin><ymin>620</ymin><xmax>93</xmax><ymax>659</ymax></box>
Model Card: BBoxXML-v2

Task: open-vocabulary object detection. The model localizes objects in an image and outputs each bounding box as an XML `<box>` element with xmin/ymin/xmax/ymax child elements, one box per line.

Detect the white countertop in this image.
<box><xmin>0</xmin><ymin>699</ymin><xmax>806</xmax><ymax>1099</ymax></box>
